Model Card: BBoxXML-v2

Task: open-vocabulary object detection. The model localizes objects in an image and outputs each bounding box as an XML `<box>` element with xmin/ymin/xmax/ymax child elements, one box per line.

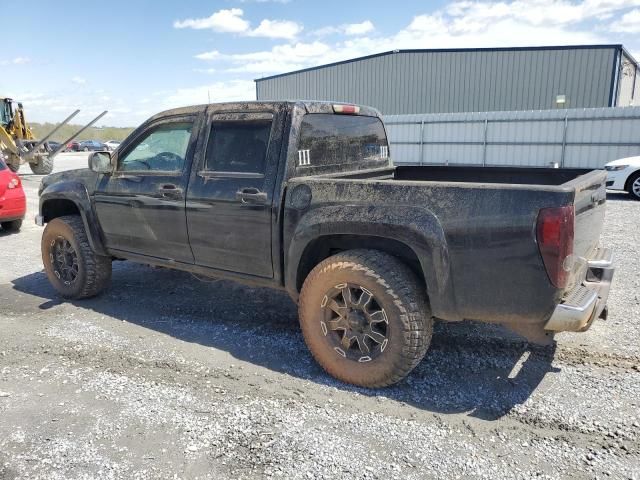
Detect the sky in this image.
<box><xmin>2</xmin><ymin>0</ymin><xmax>639</xmax><ymax>127</ymax></box>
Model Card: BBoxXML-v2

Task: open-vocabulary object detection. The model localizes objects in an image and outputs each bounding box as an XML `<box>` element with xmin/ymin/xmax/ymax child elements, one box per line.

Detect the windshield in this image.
<box><xmin>0</xmin><ymin>101</ymin><xmax>10</xmax><ymax>126</ymax></box>
<box><xmin>297</xmin><ymin>114</ymin><xmax>390</xmax><ymax>174</ymax></box>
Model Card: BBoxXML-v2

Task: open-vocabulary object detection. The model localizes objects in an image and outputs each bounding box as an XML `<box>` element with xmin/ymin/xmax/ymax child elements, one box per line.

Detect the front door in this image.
<box><xmin>186</xmin><ymin>111</ymin><xmax>283</xmax><ymax>278</ymax></box>
<box><xmin>94</xmin><ymin>116</ymin><xmax>198</xmax><ymax>263</ymax></box>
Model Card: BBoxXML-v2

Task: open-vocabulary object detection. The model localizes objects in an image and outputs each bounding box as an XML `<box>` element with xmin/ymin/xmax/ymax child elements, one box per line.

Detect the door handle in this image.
<box><xmin>159</xmin><ymin>184</ymin><xmax>183</xmax><ymax>198</ymax></box>
<box><xmin>236</xmin><ymin>187</ymin><xmax>267</xmax><ymax>205</ymax></box>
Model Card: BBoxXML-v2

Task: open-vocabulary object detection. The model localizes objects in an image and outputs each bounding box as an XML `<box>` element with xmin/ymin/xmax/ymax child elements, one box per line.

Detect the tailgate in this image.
<box><xmin>570</xmin><ymin>169</ymin><xmax>607</xmax><ymax>262</ymax></box>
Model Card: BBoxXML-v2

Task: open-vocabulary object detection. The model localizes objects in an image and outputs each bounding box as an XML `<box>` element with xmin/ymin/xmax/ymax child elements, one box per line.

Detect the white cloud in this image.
<box><xmin>162</xmin><ymin>80</ymin><xmax>256</xmax><ymax>109</ymax></box>
<box><xmin>195</xmin><ymin>50</ymin><xmax>221</xmax><ymax>60</ymax></box>
<box><xmin>0</xmin><ymin>56</ymin><xmax>31</xmax><ymax>66</ymax></box>
<box><xmin>314</xmin><ymin>21</ymin><xmax>375</xmax><ymax>37</ymax></box>
<box><xmin>249</xmin><ymin>19</ymin><xmax>303</xmax><ymax>39</ymax></box>
<box><xmin>344</xmin><ymin>20</ymin><xmax>375</xmax><ymax>35</ymax></box>
<box><xmin>174</xmin><ymin>8</ymin><xmax>302</xmax><ymax>39</ymax></box>
<box><xmin>71</xmin><ymin>76</ymin><xmax>86</xmax><ymax>85</ymax></box>
<box><xmin>12</xmin><ymin>89</ymin><xmax>149</xmax><ymax>128</ymax></box>
<box><xmin>611</xmin><ymin>7</ymin><xmax>640</xmax><ymax>32</ymax></box>
<box><xmin>215</xmin><ymin>41</ymin><xmax>332</xmax><ymax>73</ymax></box>
<box><xmin>205</xmin><ymin>0</ymin><xmax>640</xmax><ymax>76</ymax></box>
<box><xmin>194</xmin><ymin>68</ymin><xmax>217</xmax><ymax>74</ymax></box>
<box><xmin>174</xmin><ymin>8</ymin><xmax>250</xmax><ymax>33</ymax></box>
<box><xmin>239</xmin><ymin>0</ymin><xmax>292</xmax><ymax>3</ymax></box>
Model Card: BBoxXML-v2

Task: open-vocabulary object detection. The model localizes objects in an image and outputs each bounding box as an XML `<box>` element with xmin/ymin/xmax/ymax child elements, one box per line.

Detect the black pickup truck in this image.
<box><xmin>37</xmin><ymin>101</ymin><xmax>614</xmax><ymax>387</ymax></box>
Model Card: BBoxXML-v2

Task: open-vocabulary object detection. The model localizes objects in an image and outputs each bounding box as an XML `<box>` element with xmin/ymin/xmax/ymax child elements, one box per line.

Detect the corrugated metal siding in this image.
<box><xmin>256</xmin><ymin>47</ymin><xmax>617</xmax><ymax>113</ymax></box>
<box><xmin>618</xmin><ymin>53</ymin><xmax>639</xmax><ymax>106</ymax></box>
<box><xmin>385</xmin><ymin>106</ymin><xmax>640</xmax><ymax>169</ymax></box>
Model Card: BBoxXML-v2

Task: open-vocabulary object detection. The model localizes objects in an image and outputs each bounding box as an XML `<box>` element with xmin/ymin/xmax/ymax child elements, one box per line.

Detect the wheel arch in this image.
<box><xmin>295</xmin><ymin>234</ymin><xmax>426</xmax><ymax>293</ymax></box>
<box><xmin>624</xmin><ymin>168</ymin><xmax>640</xmax><ymax>192</ymax></box>
<box><xmin>285</xmin><ymin>205</ymin><xmax>460</xmax><ymax>321</ymax></box>
<box><xmin>40</xmin><ymin>182</ymin><xmax>108</xmax><ymax>256</ymax></box>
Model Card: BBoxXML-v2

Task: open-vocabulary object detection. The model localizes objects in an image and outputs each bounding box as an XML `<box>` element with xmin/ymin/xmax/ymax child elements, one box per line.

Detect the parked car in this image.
<box><xmin>103</xmin><ymin>140</ymin><xmax>121</xmax><ymax>151</ymax></box>
<box><xmin>0</xmin><ymin>157</ymin><xmax>26</xmax><ymax>232</ymax></box>
<box><xmin>36</xmin><ymin>101</ymin><xmax>614</xmax><ymax>388</ymax></box>
<box><xmin>78</xmin><ymin>140</ymin><xmax>107</xmax><ymax>152</ymax></box>
<box><xmin>604</xmin><ymin>155</ymin><xmax>640</xmax><ymax>200</ymax></box>
<box><xmin>45</xmin><ymin>141</ymin><xmax>62</xmax><ymax>152</ymax></box>
<box><xmin>66</xmin><ymin>141</ymin><xmax>80</xmax><ymax>152</ymax></box>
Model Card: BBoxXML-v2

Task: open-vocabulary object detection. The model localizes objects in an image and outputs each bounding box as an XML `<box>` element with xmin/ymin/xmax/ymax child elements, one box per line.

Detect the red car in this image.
<box><xmin>66</xmin><ymin>141</ymin><xmax>80</xmax><ymax>152</ymax></box>
<box><xmin>0</xmin><ymin>157</ymin><xmax>26</xmax><ymax>232</ymax></box>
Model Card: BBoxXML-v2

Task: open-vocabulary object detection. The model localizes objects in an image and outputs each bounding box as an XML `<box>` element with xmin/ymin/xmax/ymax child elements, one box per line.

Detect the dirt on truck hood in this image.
<box><xmin>39</xmin><ymin>168</ymin><xmax>99</xmax><ymax>196</ymax></box>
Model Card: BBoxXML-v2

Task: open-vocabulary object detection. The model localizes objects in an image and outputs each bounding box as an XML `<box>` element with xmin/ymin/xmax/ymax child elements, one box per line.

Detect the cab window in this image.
<box><xmin>205</xmin><ymin>119</ymin><xmax>272</xmax><ymax>174</ymax></box>
<box><xmin>119</xmin><ymin>122</ymin><xmax>193</xmax><ymax>172</ymax></box>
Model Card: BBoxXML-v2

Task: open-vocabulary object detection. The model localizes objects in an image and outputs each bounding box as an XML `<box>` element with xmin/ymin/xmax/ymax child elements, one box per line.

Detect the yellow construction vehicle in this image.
<box><xmin>0</xmin><ymin>97</ymin><xmax>106</xmax><ymax>174</ymax></box>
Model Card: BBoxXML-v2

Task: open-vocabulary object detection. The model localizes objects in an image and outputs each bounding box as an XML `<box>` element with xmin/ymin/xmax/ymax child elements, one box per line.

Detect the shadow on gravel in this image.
<box><xmin>12</xmin><ymin>264</ymin><xmax>559</xmax><ymax>421</ymax></box>
<box><xmin>0</xmin><ymin>228</ymin><xmax>20</xmax><ymax>237</ymax></box>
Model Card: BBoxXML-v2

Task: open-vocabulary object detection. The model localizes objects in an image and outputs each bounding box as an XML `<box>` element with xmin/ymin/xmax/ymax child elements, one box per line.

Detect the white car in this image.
<box><xmin>604</xmin><ymin>156</ymin><xmax>640</xmax><ymax>200</ymax></box>
<box><xmin>103</xmin><ymin>140</ymin><xmax>121</xmax><ymax>152</ymax></box>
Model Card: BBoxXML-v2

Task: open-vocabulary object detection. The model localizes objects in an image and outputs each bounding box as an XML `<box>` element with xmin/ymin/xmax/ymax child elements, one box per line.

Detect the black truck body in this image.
<box><xmin>37</xmin><ymin>101</ymin><xmax>614</xmax><ymax>386</ymax></box>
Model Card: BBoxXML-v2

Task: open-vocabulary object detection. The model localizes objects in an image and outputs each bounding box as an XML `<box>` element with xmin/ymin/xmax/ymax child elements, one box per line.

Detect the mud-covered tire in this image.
<box><xmin>42</xmin><ymin>215</ymin><xmax>112</xmax><ymax>299</ymax></box>
<box><xmin>29</xmin><ymin>156</ymin><xmax>54</xmax><ymax>175</ymax></box>
<box><xmin>1</xmin><ymin>219</ymin><xmax>22</xmax><ymax>232</ymax></box>
<box><xmin>299</xmin><ymin>249</ymin><xmax>433</xmax><ymax>388</ymax></box>
<box><xmin>627</xmin><ymin>171</ymin><xmax>640</xmax><ymax>200</ymax></box>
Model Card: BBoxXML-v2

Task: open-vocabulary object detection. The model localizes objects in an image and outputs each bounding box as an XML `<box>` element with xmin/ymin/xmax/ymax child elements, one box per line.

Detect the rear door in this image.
<box><xmin>186</xmin><ymin>110</ymin><xmax>284</xmax><ymax>277</ymax></box>
<box><xmin>94</xmin><ymin>116</ymin><xmax>199</xmax><ymax>262</ymax></box>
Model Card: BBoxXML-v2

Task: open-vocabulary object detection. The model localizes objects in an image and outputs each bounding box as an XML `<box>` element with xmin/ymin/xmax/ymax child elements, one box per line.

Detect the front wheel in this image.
<box><xmin>627</xmin><ymin>172</ymin><xmax>640</xmax><ymax>200</ymax></box>
<box><xmin>42</xmin><ymin>215</ymin><xmax>112</xmax><ymax>299</ymax></box>
<box><xmin>299</xmin><ymin>249</ymin><xmax>433</xmax><ymax>388</ymax></box>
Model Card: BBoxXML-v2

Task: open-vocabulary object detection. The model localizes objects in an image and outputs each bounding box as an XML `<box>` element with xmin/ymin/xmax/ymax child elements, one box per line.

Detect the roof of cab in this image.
<box><xmin>146</xmin><ymin>101</ymin><xmax>382</xmax><ymax>124</ymax></box>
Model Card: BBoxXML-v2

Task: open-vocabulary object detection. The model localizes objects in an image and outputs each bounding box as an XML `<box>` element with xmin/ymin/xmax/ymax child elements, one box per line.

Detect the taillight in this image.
<box><xmin>7</xmin><ymin>176</ymin><xmax>20</xmax><ymax>189</ymax></box>
<box><xmin>332</xmin><ymin>104</ymin><xmax>360</xmax><ymax>114</ymax></box>
<box><xmin>536</xmin><ymin>205</ymin><xmax>574</xmax><ymax>288</ymax></box>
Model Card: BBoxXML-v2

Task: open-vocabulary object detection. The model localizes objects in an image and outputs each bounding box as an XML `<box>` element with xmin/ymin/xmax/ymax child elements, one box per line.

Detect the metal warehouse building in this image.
<box><xmin>255</xmin><ymin>45</ymin><xmax>640</xmax><ymax>114</ymax></box>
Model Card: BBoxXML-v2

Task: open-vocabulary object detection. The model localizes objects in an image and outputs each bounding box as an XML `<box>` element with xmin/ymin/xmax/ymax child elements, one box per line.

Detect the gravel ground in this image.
<box><xmin>0</xmin><ymin>154</ymin><xmax>638</xmax><ymax>479</ymax></box>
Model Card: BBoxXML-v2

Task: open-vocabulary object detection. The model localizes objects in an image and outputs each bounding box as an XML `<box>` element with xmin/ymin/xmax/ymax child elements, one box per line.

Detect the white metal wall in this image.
<box><xmin>385</xmin><ymin>107</ymin><xmax>640</xmax><ymax>169</ymax></box>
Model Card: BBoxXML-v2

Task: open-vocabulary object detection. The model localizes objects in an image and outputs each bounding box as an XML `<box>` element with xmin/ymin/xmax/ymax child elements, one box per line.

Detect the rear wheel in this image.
<box><xmin>29</xmin><ymin>156</ymin><xmax>54</xmax><ymax>175</ymax></box>
<box><xmin>42</xmin><ymin>215</ymin><xmax>112</xmax><ymax>299</ymax></box>
<box><xmin>1</xmin><ymin>219</ymin><xmax>22</xmax><ymax>232</ymax></box>
<box><xmin>627</xmin><ymin>172</ymin><xmax>640</xmax><ymax>200</ymax></box>
<box><xmin>299</xmin><ymin>249</ymin><xmax>433</xmax><ymax>388</ymax></box>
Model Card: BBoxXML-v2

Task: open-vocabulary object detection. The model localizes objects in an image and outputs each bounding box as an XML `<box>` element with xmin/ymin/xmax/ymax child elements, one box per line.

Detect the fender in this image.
<box><xmin>285</xmin><ymin>204</ymin><xmax>461</xmax><ymax>321</ymax></box>
<box><xmin>39</xmin><ymin>180</ymin><xmax>109</xmax><ymax>256</ymax></box>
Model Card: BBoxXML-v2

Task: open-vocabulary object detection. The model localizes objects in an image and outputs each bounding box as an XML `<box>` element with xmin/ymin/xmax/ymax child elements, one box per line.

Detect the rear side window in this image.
<box><xmin>205</xmin><ymin>119</ymin><xmax>272</xmax><ymax>174</ymax></box>
<box><xmin>297</xmin><ymin>114</ymin><xmax>390</xmax><ymax>173</ymax></box>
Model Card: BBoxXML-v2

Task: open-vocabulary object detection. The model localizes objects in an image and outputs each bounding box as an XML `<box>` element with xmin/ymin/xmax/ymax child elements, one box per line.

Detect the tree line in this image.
<box><xmin>30</xmin><ymin>122</ymin><xmax>135</xmax><ymax>143</ymax></box>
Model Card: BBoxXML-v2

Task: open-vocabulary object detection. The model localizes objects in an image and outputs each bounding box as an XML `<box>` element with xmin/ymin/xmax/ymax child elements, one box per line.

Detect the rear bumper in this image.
<box><xmin>0</xmin><ymin>193</ymin><xmax>26</xmax><ymax>222</ymax></box>
<box><xmin>545</xmin><ymin>248</ymin><xmax>614</xmax><ymax>332</ymax></box>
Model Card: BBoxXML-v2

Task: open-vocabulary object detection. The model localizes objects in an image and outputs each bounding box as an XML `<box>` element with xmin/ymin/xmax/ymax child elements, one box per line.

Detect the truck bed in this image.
<box><xmin>393</xmin><ymin>165</ymin><xmax>594</xmax><ymax>186</ymax></box>
<box><xmin>290</xmin><ymin>164</ymin><xmax>607</xmax><ymax>325</ymax></box>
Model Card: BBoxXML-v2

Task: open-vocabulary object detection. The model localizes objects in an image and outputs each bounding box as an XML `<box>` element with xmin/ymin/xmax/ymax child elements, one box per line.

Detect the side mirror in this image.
<box><xmin>88</xmin><ymin>151</ymin><xmax>112</xmax><ymax>173</ymax></box>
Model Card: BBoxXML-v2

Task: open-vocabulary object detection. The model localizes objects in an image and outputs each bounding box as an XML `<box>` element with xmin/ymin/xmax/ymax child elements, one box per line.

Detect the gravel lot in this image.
<box><xmin>1</xmin><ymin>154</ymin><xmax>639</xmax><ymax>479</ymax></box>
